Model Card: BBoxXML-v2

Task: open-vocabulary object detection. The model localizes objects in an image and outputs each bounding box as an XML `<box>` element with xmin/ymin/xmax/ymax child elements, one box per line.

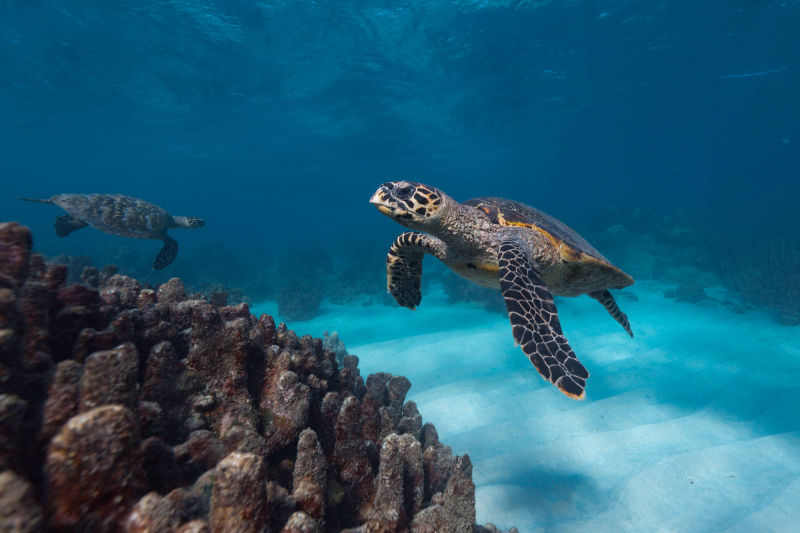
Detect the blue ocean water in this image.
<box><xmin>2</xmin><ymin>1</ymin><xmax>800</xmax><ymax>531</ymax></box>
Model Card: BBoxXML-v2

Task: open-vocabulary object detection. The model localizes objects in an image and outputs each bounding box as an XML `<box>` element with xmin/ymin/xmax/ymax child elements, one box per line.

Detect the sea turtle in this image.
<box><xmin>20</xmin><ymin>194</ymin><xmax>205</xmax><ymax>270</ymax></box>
<box><xmin>370</xmin><ymin>180</ymin><xmax>634</xmax><ymax>399</ymax></box>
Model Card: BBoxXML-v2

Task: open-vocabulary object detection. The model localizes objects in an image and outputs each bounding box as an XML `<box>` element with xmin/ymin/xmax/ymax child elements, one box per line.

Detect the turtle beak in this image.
<box><xmin>370</xmin><ymin>186</ymin><xmax>394</xmax><ymax>216</ymax></box>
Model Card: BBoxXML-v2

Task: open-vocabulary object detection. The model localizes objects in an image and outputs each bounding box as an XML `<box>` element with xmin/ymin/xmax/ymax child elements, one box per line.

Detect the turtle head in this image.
<box><xmin>370</xmin><ymin>181</ymin><xmax>447</xmax><ymax>229</ymax></box>
<box><xmin>173</xmin><ymin>216</ymin><xmax>205</xmax><ymax>229</ymax></box>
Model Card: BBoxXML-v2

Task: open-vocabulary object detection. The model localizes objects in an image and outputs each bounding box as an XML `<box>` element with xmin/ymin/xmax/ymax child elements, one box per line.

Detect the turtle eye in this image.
<box><xmin>395</xmin><ymin>184</ymin><xmax>415</xmax><ymax>200</ymax></box>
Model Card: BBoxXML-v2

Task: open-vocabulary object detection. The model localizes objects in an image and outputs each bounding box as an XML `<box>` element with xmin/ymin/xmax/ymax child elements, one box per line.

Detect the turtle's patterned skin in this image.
<box><xmin>386</xmin><ymin>232</ymin><xmax>446</xmax><ymax>309</ymax></box>
<box><xmin>20</xmin><ymin>194</ymin><xmax>204</xmax><ymax>270</ymax></box>
<box><xmin>371</xmin><ymin>181</ymin><xmax>634</xmax><ymax>399</ymax></box>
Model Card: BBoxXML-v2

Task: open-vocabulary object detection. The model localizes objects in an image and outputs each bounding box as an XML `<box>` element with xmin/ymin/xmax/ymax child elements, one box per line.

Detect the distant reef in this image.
<box><xmin>0</xmin><ymin>222</ymin><xmax>516</xmax><ymax>533</ymax></box>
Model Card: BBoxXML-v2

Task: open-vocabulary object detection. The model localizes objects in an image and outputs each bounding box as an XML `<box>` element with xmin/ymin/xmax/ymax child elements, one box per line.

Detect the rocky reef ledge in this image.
<box><xmin>0</xmin><ymin>223</ymin><xmax>515</xmax><ymax>533</ymax></box>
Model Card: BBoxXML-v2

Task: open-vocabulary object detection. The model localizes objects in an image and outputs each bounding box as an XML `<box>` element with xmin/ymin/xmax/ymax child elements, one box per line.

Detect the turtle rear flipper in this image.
<box><xmin>589</xmin><ymin>289</ymin><xmax>633</xmax><ymax>337</ymax></box>
<box><xmin>55</xmin><ymin>215</ymin><xmax>88</xmax><ymax>237</ymax></box>
<box><xmin>386</xmin><ymin>231</ymin><xmax>447</xmax><ymax>310</ymax></box>
<box><xmin>498</xmin><ymin>240</ymin><xmax>589</xmax><ymax>399</ymax></box>
<box><xmin>154</xmin><ymin>235</ymin><xmax>178</xmax><ymax>270</ymax></box>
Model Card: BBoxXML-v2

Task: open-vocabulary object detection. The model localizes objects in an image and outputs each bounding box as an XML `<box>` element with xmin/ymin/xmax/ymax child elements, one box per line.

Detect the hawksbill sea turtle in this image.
<box><xmin>20</xmin><ymin>194</ymin><xmax>205</xmax><ymax>270</ymax></box>
<box><xmin>370</xmin><ymin>180</ymin><xmax>634</xmax><ymax>399</ymax></box>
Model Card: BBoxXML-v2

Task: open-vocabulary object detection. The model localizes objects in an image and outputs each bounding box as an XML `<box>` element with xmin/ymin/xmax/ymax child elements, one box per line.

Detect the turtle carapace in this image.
<box><xmin>20</xmin><ymin>194</ymin><xmax>205</xmax><ymax>270</ymax></box>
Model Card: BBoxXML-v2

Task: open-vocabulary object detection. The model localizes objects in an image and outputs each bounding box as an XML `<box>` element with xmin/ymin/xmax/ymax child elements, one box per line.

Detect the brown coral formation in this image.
<box><xmin>0</xmin><ymin>222</ymin><xmax>513</xmax><ymax>532</ymax></box>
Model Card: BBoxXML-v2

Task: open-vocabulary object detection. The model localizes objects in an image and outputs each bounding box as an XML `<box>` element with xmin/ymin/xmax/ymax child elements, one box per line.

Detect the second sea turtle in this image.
<box><xmin>20</xmin><ymin>194</ymin><xmax>204</xmax><ymax>270</ymax></box>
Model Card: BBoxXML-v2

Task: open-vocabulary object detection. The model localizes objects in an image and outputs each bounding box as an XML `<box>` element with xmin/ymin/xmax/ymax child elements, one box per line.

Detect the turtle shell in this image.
<box><xmin>52</xmin><ymin>194</ymin><xmax>173</xmax><ymax>239</ymax></box>
<box><xmin>465</xmin><ymin>196</ymin><xmax>633</xmax><ymax>293</ymax></box>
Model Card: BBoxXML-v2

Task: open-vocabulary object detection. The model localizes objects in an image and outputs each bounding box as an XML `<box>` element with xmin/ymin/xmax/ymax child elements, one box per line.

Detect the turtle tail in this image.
<box><xmin>19</xmin><ymin>197</ymin><xmax>54</xmax><ymax>204</ymax></box>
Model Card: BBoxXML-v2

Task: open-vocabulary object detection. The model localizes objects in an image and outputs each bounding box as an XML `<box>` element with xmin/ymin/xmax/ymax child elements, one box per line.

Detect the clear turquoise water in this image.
<box><xmin>254</xmin><ymin>282</ymin><xmax>800</xmax><ymax>532</ymax></box>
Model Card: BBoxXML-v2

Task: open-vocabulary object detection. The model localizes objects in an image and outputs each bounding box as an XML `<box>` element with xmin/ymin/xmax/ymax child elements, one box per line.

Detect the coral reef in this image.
<box><xmin>0</xmin><ymin>222</ymin><xmax>513</xmax><ymax>532</ymax></box>
<box><xmin>44</xmin><ymin>236</ymin><xmax>398</xmax><ymax>323</ymax></box>
<box><xmin>322</xmin><ymin>331</ymin><xmax>347</xmax><ymax>367</ymax></box>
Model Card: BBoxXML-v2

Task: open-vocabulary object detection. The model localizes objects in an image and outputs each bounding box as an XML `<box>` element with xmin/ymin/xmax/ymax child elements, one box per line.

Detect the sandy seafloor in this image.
<box><xmin>252</xmin><ymin>281</ymin><xmax>800</xmax><ymax>532</ymax></box>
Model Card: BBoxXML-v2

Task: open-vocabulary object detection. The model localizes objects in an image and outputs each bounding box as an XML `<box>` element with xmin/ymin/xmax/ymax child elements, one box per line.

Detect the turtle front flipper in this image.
<box><xmin>54</xmin><ymin>215</ymin><xmax>88</xmax><ymax>237</ymax></box>
<box><xmin>589</xmin><ymin>289</ymin><xmax>633</xmax><ymax>337</ymax></box>
<box><xmin>154</xmin><ymin>235</ymin><xmax>178</xmax><ymax>270</ymax></box>
<box><xmin>498</xmin><ymin>240</ymin><xmax>589</xmax><ymax>399</ymax></box>
<box><xmin>386</xmin><ymin>231</ymin><xmax>447</xmax><ymax>310</ymax></box>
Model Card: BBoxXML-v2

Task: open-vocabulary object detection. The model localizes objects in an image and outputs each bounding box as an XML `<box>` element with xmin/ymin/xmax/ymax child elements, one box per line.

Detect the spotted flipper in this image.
<box><xmin>386</xmin><ymin>231</ymin><xmax>446</xmax><ymax>310</ymax></box>
<box><xmin>589</xmin><ymin>289</ymin><xmax>633</xmax><ymax>337</ymax></box>
<box><xmin>154</xmin><ymin>235</ymin><xmax>178</xmax><ymax>270</ymax></box>
<box><xmin>54</xmin><ymin>215</ymin><xmax>88</xmax><ymax>237</ymax></box>
<box><xmin>498</xmin><ymin>240</ymin><xmax>589</xmax><ymax>399</ymax></box>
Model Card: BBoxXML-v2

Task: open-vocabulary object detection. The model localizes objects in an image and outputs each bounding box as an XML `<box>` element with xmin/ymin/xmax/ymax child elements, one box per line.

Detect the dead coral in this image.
<box><xmin>0</xmin><ymin>222</ymin><xmax>514</xmax><ymax>532</ymax></box>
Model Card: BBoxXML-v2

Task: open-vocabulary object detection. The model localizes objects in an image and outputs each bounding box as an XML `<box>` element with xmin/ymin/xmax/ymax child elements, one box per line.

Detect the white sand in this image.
<box><xmin>252</xmin><ymin>280</ymin><xmax>800</xmax><ymax>532</ymax></box>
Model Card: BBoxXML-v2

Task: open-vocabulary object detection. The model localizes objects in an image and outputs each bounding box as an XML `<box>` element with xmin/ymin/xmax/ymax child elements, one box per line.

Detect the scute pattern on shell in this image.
<box><xmin>54</xmin><ymin>194</ymin><xmax>174</xmax><ymax>239</ymax></box>
<box><xmin>465</xmin><ymin>196</ymin><xmax>609</xmax><ymax>263</ymax></box>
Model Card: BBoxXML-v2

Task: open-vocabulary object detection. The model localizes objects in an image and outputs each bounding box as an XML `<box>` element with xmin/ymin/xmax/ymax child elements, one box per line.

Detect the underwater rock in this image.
<box><xmin>49</xmin><ymin>254</ymin><xmax>94</xmax><ymax>286</ymax></box>
<box><xmin>322</xmin><ymin>330</ymin><xmax>347</xmax><ymax>365</ymax></box>
<box><xmin>209</xmin><ymin>452</ymin><xmax>268</xmax><ymax>532</ymax></box>
<box><xmin>40</xmin><ymin>360</ymin><xmax>82</xmax><ymax>441</ymax></box>
<box><xmin>46</xmin><ymin>405</ymin><xmax>145</xmax><ymax>530</ymax></box>
<box><xmin>102</xmin><ymin>274</ymin><xmax>142</xmax><ymax>308</ymax></box>
<box><xmin>174</xmin><ymin>429</ymin><xmax>225</xmax><ymax>482</ymax></box>
<box><xmin>266</xmin><ymin>480</ymin><xmax>297</xmax><ymax>531</ymax></box>
<box><xmin>665</xmin><ymin>283</ymin><xmax>710</xmax><ymax>304</ymax></box>
<box><xmin>367</xmin><ymin>432</ymin><xmax>426</xmax><ymax>531</ymax></box>
<box><xmin>80</xmin><ymin>265</ymin><xmax>100</xmax><ymax>288</ymax></box>
<box><xmin>281</xmin><ymin>511</ymin><xmax>321</xmax><ymax>533</ymax></box>
<box><xmin>158</xmin><ymin>277</ymin><xmax>187</xmax><ymax>304</ymax></box>
<box><xmin>0</xmin><ymin>394</ymin><xmax>28</xmax><ymax>472</ymax></box>
<box><xmin>262</xmin><ymin>370</ymin><xmax>311</xmax><ymax>454</ymax></box>
<box><xmin>140</xmin><ymin>436</ymin><xmax>181</xmax><ymax>494</ymax></box>
<box><xmin>0</xmin><ymin>470</ymin><xmax>43</xmax><ymax>533</ymax></box>
<box><xmin>78</xmin><ymin>342</ymin><xmax>139</xmax><ymax>412</ymax></box>
<box><xmin>334</xmin><ymin>396</ymin><xmax>374</xmax><ymax>507</ymax></box>
<box><xmin>0</xmin><ymin>222</ymin><xmax>512</xmax><ymax>532</ymax></box>
<box><xmin>124</xmin><ymin>491</ymin><xmax>185</xmax><ymax>533</ymax></box>
<box><xmin>411</xmin><ymin>455</ymin><xmax>476</xmax><ymax>533</ymax></box>
<box><xmin>292</xmin><ymin>429</ymin><xmax>327</xmax><ymax>520</ymax></box>
<box><xmin>368</xmin><ymin>433</ymin><xmax>408</xmax><ymax>530</ymax></box>
<box><xmin>422</xmin><ymin>442</ymin><xmax>456</xmax><ymax>505</ymax></box>
<box><xmin>0</xmin><ymin>222</ymin><xmax>32</xmax><ymax>287</ymax></box>
<box><xmin>208</xmin><ymin>290</ymin><xmax>227</xmax><ymax>307</ymax></box>
<box><xmin>399</xmin><ymin>401</ymin><xmax>424</xmax><ymax>442</ymax></box>
<box><xmin>72</xmin><ymin>310</ymin><xmax>137</xmax><ymax>361</ymax></box>
<box><xmin>675</xmin><ymin>283</ymin><xmax>710</xmax><ymax>303</ymax></box>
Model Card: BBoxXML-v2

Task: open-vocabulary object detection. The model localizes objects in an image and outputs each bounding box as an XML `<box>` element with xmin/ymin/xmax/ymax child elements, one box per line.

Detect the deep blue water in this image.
<box><xmin>3</xmin><ymin>0</ymin><xmax>798</xmax><ymax>260</ymax></box>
